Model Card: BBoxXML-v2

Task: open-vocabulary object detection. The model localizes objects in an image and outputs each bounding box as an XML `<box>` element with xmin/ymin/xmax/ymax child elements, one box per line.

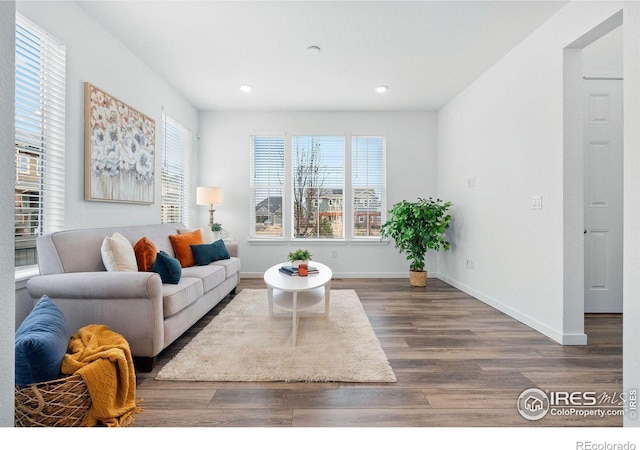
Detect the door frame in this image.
<box><xmin>562</xmin><ymin>10</ymin><xmax>623</xmax><ymax>344</ymax></box>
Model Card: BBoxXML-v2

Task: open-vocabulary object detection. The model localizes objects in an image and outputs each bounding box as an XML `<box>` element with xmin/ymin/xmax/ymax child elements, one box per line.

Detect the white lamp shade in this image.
<box><xmin>196</xmin><ymin>186</ymin><xmax>224</xmax><ymax>206</ymax></box>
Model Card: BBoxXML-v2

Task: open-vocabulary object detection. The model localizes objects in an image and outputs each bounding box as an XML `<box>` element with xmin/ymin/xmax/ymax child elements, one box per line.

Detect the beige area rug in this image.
<box><xmin>155</xmin><ymin>289</ymin><xmax>396</xmax><ymax>383</ymax></box>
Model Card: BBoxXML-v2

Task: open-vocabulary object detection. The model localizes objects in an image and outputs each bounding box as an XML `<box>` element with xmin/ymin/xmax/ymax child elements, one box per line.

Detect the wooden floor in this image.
<box><xmin>133</xmin><ymin>278</ymin><xmax>622</xmax><ymax>427</ymax></box>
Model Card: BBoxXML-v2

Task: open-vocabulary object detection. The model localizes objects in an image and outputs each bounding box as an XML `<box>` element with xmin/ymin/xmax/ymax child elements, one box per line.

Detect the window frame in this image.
<box><xmin>250</xmin><ymin>135</ymin><xmax>286</xmax><ymax>240</ymax></box>
<box><xmin>161</xmin><ymin>113</ymin><xmax>193</xmax><ymax>227</ymax></box>
<box><xmin>291</xmin><ymin>135</ymin><xmax>345</xmax><ymax>241</ymax></box>
<box><xmin>14</xmin><ymin>14</ymin><xmax>66</xmax><ymax>268</ymax></box>
<box><xmin>249</xmin><ymin>133</ymin><xmax>387</xmax><ymax>244</ymax></box>
<box><xmin>351</xmin><ymin>135</ymin><xmax>387</xmax><ymax>240</ymax></box>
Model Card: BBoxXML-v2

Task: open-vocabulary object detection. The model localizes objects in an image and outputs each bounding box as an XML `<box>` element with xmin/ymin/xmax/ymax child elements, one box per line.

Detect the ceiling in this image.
<box><xmin>77</xmin><ymin>0</ymin><xmax>568</xmax><ymax>112</ymax></box>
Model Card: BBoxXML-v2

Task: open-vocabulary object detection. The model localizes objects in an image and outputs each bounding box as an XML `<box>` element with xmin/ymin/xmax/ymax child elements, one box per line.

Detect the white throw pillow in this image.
<box><xmin>101</xmin><ymin>232</ymin><xmax>138</xmax><ymax>272</ymax></box>
<box><xmin>178</xmin><ymin>227</ymin><xmax>215</xmax><ymax>244</ymax></box>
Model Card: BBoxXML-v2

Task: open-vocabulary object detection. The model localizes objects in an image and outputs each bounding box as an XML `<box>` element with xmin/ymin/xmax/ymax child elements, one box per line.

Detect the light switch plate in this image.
<box><xmin>467</xmin><ymin>176</ymin><xmax>476</xmax><ymax>188</ymax></box>
<box><xmin>532</xmin><ymin>195</ymin><xmax>543</xmax><ymax>209</ymax></box>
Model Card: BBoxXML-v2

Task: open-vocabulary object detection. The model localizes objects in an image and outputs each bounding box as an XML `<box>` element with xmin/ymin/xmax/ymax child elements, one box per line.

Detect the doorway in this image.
<box><xmin>562</xmin><ymin>10</ymin><xmax>623</xmax><ymax>344</ymax></box>
<box><xmin>582</xmin><ymin>26</ymin><xmax>624</xmax><ymax>313</ymax></box>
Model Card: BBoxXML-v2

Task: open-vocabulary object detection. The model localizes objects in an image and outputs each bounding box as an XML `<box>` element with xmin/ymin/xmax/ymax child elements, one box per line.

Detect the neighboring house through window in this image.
<box><xmin>161</xmin><ymin>113</ymin><xmax>192</xmax><ymax>226</ymax></box>
<box><xmin>15</xmin><ymin>14</ymin><xmax>66</xmax><ymax>267</ymax></box>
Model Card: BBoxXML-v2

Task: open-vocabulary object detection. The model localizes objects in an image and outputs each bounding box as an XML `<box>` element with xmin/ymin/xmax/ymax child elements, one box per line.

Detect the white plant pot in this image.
<box><xmin>291</xmin><ymin>260</ymin><xmax>308</xmax><ymax>268</ymax></box>
<box><xmin>212</xmin><ymin>231</ymin><xmax>221</xmax><ymax>241</ymax></box>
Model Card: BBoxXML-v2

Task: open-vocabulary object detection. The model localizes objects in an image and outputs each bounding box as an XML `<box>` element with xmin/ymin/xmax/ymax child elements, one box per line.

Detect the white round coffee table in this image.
<box><xmin>263</xmin><ymin>261</ymin><xmax>332</xmax><ymax>345</ymax></box>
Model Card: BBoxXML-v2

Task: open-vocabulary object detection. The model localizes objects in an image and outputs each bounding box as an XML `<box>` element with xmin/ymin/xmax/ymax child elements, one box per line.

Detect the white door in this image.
<box><xmin>584</xmin><ymin>79</ymin><xmax>623</xmax><ymax>313</ymax></box>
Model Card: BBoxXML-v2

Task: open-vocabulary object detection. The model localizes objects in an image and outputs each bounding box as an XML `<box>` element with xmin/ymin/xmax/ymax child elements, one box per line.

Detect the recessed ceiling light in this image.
<box><xmin>307</xmin><ymin>45</ymin><xmax>321</xmax><ymax>53</ymax></box>
<box><xmin>240</xmin><ymin>84</ymin><xmax>252</xmax><ymax>93</ymax></box>
<box><xmin>375</xmin><ymin>85</ymin><xmax>388</xmax><ymax>94</ymax></box>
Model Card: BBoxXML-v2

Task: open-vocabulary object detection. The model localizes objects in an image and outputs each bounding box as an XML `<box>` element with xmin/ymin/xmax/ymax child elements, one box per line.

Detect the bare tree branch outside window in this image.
<box><xmin>293</xmin><ymin>137</ymin><xmax>327</xmax><ymax>237</ymax></box>
<box><xmin>292</xmin><ymin>136</ymin><xmax>344</xmax><ymax>239</ymax></box>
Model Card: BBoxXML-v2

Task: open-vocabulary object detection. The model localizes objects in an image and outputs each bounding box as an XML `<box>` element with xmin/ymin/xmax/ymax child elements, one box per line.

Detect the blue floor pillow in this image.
<box><xmin>15</xmin><ymin>295</ymin><xmax>71</xmax><ymax>386</ymax></box>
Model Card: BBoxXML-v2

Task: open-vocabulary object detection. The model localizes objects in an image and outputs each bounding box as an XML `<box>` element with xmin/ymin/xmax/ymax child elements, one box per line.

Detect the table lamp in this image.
<box><xmin>196</xmin><ymin>186</ymin><xmax>224</xmax><ymax>228</ymax></box>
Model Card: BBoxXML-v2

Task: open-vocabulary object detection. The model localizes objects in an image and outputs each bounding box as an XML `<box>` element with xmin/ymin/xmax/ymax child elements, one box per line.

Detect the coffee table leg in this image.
<box><xmin>292</xmin><ymin>291</ymin><xmax>298</xmax><ymax>345</ymax></box>
<box><xmin>324</xmin><ymin>280</ymin><xmax>331</xmax><ymax>316</ymax></box>
<box><xmin>268</xmin><ymin>287</ymin><xmax>274</xmax><ymax>317</ymax></box>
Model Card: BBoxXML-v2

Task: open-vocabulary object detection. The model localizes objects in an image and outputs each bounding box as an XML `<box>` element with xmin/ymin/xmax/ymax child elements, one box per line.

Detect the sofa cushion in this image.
<box><xmin>168</xmin><ymin>229</ymin><xmax>203</xmax><ymax>268</ymax></box>
<box><xmin>190</xmin><ymin>239</ymin><xmax>230</xmax><ymax>266</ymax></box>
<box><xmin>211</xmin><ymin>257</ymin><xmax>241</xmax><ymax>279</ymax></box>
<box><xmin>178</xmin><ymin>227</ymin><xmax>215</xmax><ymax>244</ymax></box>
<box><xmin>182</xmin><ymin>265</ymin><xmax>226</xmax><ymax>293</ymax></box>
<box><xmin>151</xmin><ymin>250</ymin><xmax>182</xmax><ymax>284</ymax></box>
<box><xmin>101</xmin><ymin>232</ymin><xmax>137</xmax><ymax>272</ymax></box>
<box><xmin>134</xmin><ymin>237</ymin><xmax>157</xmax><ymax>272</ymax></box>
<box><xmin>15</xmin><ymin>295</ymin><xmax>71</xmax><ymax>386</ymax></box>
<box><xmin>161</xmin><ymin>277</ymin><xmax>204</xmax><ymax>318</ymax></box>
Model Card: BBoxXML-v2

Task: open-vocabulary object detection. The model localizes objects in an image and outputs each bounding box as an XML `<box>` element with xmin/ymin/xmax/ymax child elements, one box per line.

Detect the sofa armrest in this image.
<box><xmin>225</xmin><ymin>240</ymin><xmax>238</xmax><ymax>258</ymax></box>
<box><xmin>26</xmin><ymin>272</ymin><xmax>164</xmax><ymax>358</ymax></box>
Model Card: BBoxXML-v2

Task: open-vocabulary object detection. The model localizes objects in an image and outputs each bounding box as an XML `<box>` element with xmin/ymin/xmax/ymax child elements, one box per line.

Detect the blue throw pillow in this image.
<box><xmin>151</xmin><ymin>250</ymin><xmax>182</xmax><ymax>284</ymax></box>
<box><xmin>15</xmin><ymin>295</ymin><xmax>71</xmax><ymax>386</ymax></box>
<box><xmin>190</xmin><ymin>239</ymin><xmax>230</xmax><ymax>266</ymax></box>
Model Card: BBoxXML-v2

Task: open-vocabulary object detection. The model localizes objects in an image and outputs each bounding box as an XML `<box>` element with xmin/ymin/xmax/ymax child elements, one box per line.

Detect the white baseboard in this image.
<box><xmin>240</xmin><ymin>271</ymin><xmax>439</xmax><ymax>279</ymax></box>
<box><xmin>437</xmin><ymin>274</ymin><xmax>587</xmax><ymax>346</ymax></box>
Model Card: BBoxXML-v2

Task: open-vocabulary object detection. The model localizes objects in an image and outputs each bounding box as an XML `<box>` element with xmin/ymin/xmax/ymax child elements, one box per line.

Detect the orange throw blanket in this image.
<box><xmin>61</xmin><ymin>324</ymin><xmax>143</xmax><ymax>427</ymax></box>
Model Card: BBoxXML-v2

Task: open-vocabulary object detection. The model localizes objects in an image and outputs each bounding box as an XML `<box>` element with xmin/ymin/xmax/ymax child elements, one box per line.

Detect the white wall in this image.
<box><xmin>13</xmin><ymin>1</ymin><xmax>200</xmax><ymax>326</ymax></box>
<box><xmin>0</xmin><ymin>0</ymin><xmax>16</xmax><ymax>428</ymax></box>
<box><xmin>623</xmin><ymin>0</ymin><xmax>640</xmax><ymax>428</ymax></box>
<box><xmin>582</xmin><ymin>25</ymin><xmax>623</xmax><ymax>79</ymax></box>
<box><xmin>198</xmin><ymin>111</ymin><xmax>438</xmax><ymax>276</ymax></box>
<box><xmin>16</xmin><ymin>1</ymin><xmax>199</xmax><ymax>231</ymax></box>
<box><xmin>437</xmin><ymin>1</ymin><xmax>623</xmax><ymax>343</ymax></box>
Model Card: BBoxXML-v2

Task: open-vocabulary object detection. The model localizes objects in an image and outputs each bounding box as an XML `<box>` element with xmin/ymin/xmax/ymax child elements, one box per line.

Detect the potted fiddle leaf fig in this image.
<box><xmin>380</xmin><ymin>197</ymin><xmax>453</xmax><ymax>287</ymax></box>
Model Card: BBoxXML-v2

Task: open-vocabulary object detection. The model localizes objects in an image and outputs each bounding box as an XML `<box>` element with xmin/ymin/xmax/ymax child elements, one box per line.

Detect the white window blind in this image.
<box><xmin>292</xmin><ymin>135</ymin><xmax>344</xmax><ymax>239</ymax></box>
<box><xmin>15</xmin><ymin>14</ymin><xmax>65</xmax><ymax>267</ymax></box>
<box><xmin>352</xmin><ymin>136</ymin><xmax>386</xmax><ymax>238</ymax></box>
<box><xmin>161</xmin><ymin>113</ymin><xmax>192</xmax><ymax>226</ymax></box>
<box><xmin>250</xmin><ymin>136</ymin><xmax>285</xmax><ymax>238</ymax></box>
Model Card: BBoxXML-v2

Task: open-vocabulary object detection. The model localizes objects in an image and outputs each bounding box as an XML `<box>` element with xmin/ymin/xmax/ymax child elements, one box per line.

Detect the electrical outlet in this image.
<box><xmin>467</xmin><ymin>176</ymin><xmax>476</xmax><ymax>188</ymax></box>
<box><xmin>465</xmin><ymin>258</ymin><xmax>475</xmax><ymax>270</ymax></box>
<box><xmin>331</xmin><ymin>250</ymin><xmax>338</xmax><ymax>258</ymax></box>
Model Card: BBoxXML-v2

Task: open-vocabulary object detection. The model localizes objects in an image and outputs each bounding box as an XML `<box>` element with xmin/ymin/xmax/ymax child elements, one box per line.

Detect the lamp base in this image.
<box><xmin>208</xmin><ymin>207</ymin><xmax>216</xmax><ymax>228</ymax></box>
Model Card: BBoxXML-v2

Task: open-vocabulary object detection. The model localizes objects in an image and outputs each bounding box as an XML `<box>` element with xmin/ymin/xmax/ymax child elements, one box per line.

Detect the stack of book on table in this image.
<box><xmin>279</xmin><ymin>265</ymin><xmax>319</xmax><ymax>276</ymax></box>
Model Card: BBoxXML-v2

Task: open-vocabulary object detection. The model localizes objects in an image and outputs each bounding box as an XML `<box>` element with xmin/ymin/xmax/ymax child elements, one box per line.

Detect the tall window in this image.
<box><xmin>161</xmin><ymin>113</ymin><xmax>192</xmax><ymax>226</ymax></box>
<box><xmin>352</xmin><ymin>136</ymin><xmax>386</xmax><ymax>238</ymax></box>
<box><xmin>15</xmin><ymin>14</ymin><xmax>65</xmax><ymax>267</ymax></box>
<box><xmin>250</xmin><ymin>136</ymin><xmax>285</xmax><ymax>238</ymax></box>
<box><xmin>292</xmin><ymin>136</ymin><xmax>344</xmax><ymax>239</ymax></box>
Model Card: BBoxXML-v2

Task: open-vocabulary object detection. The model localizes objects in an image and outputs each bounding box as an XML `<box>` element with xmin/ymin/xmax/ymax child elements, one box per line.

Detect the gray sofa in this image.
<box><xmin>26</xmin><ymin>223</ymin><xmax>240</xmax><ymax>371</ymax></box>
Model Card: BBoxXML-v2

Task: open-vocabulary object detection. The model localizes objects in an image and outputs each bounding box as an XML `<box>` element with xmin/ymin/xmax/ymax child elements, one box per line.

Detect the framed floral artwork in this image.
<box><xmin>84</xmin><ymin>82</ymin><xmax>155</xmax><ymax>203</ymax></box>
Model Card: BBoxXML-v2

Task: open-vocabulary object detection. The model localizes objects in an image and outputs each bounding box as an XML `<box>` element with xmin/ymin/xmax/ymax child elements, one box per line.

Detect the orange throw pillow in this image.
<box><xmin>134</xmin><ymin>237</ymin><xmax>157</xmax><ymax>272</ymax></box>
<box><xmin>168</xmin><ymin>229</ymin><xmax>203</xmax><ymax>268</ymax></box>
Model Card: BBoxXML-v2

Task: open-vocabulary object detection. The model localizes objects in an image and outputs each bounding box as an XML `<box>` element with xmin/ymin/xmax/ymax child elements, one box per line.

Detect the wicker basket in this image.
<box><xmin>409</xmin><ymin>270</ymin><xmax>427</xmax><ymax>287</ymax></box>
<box><xmin>15</xmin><ymin>373</ymin><xmax>92</xmax><ymax>427</ymax></box>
